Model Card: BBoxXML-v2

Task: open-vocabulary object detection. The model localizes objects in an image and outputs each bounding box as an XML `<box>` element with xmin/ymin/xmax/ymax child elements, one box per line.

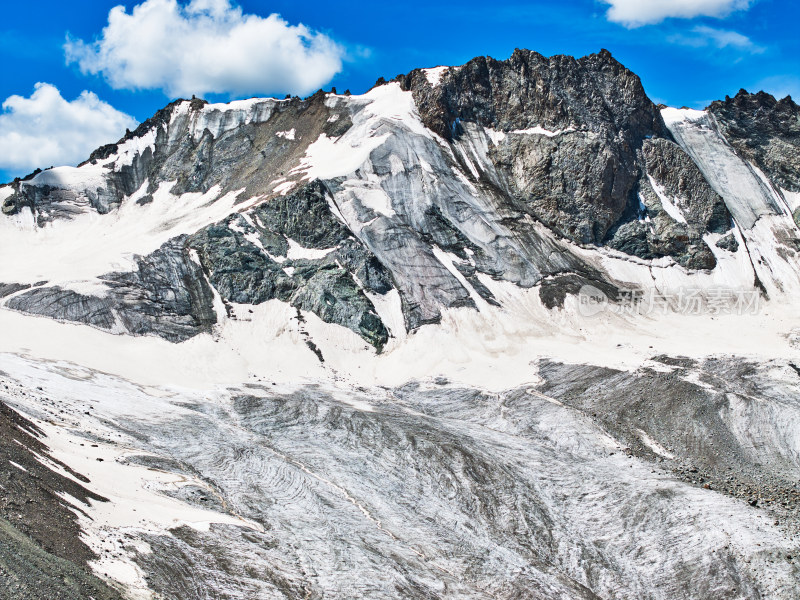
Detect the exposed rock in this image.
<box><xmin>0</xmin><ymin>283</ymin><xmax>31</xmax><ymax>298</ymax></box>
<box><xmin>7</xmin><ymin>238</ymin><xmax>217</xmax><ymax>342</ymax></box>
<box><xmin>708</xmin><ymin>90</ymin><xmax>800</xmax><ymax>193</ymax></box>
<box><xmin>398</xmin><ymin>48</ymin><xmax>667</xmax><ymax>245</ymax></box>
<box><xmin>606</xmin><ymin>137</ymin><xmax>731</xmax><ymax>269</ymax></box>
<box><xmin>188</xmin><ymin>183</ymin><xmax>390</xmax><ymax>349</ymax></box>
<box><xmin>103</xmin><ymin>236</ymin><xmax>218</xmax><ymax>341</ymax></box>
<box><xmin>249</xmin><ymin>180</ymin><xmax>350</xmax><ymax>251</ymax></box>
<box><xmin>716</xmin><ymin>233</ymin><xmax>739</xmax><ymax>253</ymax></box>
<box><xmin>538</xmin><ymin>273</ymin><xmax>619</xmax><ymax>309</ymax></box>
<box><xmin>7</xmin><ymin>287</ymin><xmax>118</xmax><ymax>330</ymax></box>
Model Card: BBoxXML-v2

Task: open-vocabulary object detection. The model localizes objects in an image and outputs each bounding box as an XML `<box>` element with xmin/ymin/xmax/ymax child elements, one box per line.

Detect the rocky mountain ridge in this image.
<box><xmin>0</xmin><ymin>49</ymin><xmax>798</xmax><ymax>350</ymax></box>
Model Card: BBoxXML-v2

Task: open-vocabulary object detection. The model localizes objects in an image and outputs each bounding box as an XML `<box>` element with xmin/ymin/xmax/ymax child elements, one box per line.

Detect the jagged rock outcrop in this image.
<box><xmin>709</xmin><ymin>90</ymin><xmax>800</xmax><ymax>193</ymax></box>
<box><xmin>607</xmin><ymin>137</ymin><xmax>732</xmax><ymax>269</ymax></box>
<box><xmin>397</xmin><ymin>49</ymin><xmax>668</xmax><ymax>245</ymax></box>
<box><xmin>188</xmin><ymin>182</ymin><xmax>391</xmax><ymax>350</ymax></box>
<box><xmin>8</xmin><ymin>237</ymin><xmax>217</xmax><ymax>342</ymax></box>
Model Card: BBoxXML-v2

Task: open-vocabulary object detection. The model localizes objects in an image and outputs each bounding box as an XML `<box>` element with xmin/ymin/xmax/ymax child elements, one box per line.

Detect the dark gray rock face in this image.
<box><xmin>641</xmin><ymin>138</ymin><xmax>731</xmax><ymax>233</ymax></box>
<box><xmin>104</xmin><ymin>237</ymin><xmax>218</xmax><ymax>341</ymax></box>
<box><xmin>397</xmin><ymin>49</ymin><xmax>668</xmax><ymax>245</ymax></box>
<box><xmin>607</xmin><ymin>138</ymin><xmax>732</xmax><ymax>269</ymax></box>
<box><xmin>0</xmin><ymin>283</ymin><xmax>31</xmax><ymax>298</ymax></box>
<box><xmin>709</xmin><ymin>90</ymin><xmax>800</xmax><ymax>193</ymax></box>
<box><xmin>392</xmin><ymin>48</ymin><xmax>723</xmax><ymax>271</ymax></box>
<box><xmin>249</xmin><ymin>179</ymin><xmax>351</xmax><ymax>250</ymax></box>
<box><xmin>7</xmin><ymin>287</ymin><xmax>118</xmax><ymax>330</ymax></box>
<box><xmin>716</xmin><ymin>233</ymin><xmax>739</xmax><ymax>253</ymax></box>
<box><xmin>8</xmin><ymin>238</ymin><xmax>217</xmax><ymax>342</ymax></box>
<box><xmin>189</xmin><ymin>182</ymin><xmax>390</xmax><ymax>350</ymax></box>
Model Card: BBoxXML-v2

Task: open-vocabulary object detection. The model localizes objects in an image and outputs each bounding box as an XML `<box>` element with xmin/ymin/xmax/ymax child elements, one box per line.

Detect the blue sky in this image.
<box><xmin>0</xmin><ymin>0</ymin><xmax>797</xmax><ymax>181</ymax></box>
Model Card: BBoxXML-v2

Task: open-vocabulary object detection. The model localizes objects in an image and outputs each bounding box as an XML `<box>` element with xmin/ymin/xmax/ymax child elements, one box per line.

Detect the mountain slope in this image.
<box><xmin>0</xmin><ymin>49</ymin><xmax>799</xmax><ymax>600</ymax></box>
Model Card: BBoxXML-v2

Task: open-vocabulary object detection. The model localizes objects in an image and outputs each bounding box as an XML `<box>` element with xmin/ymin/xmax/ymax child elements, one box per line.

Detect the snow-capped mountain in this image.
<box><xmin>2</xmin><ymin>48</ymin><xmax>798</xmax><ymax>352</ymax></box>
<box><xmin>0</xmin><ymin>49</ymin><xmax>799</xmax><ymax>599</ymax></box>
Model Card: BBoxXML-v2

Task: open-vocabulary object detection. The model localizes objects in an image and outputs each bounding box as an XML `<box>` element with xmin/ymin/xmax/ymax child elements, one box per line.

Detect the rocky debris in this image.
<box><xmin>4</xmin><ymin>350</ymin><xmax>800</xmax><ymax>599</ymax></box>
<box><xmin>709</xmin><ymin>90</ymin><xmax>800</xmax><ymax>193</ymax></box>
<box><xmin>535</xmin><ymin>357</ymin><xmax>800</xmax><ymax>530</ymax></box>
<box><xmin>672</xmin><ymin>461</ymin><xmax>800</xmax><ymax>532</ymax></box>
<box><xmin>0</xmin><ymin>397</ymin><xmax>122</xmax><ymax>600</ymax></box>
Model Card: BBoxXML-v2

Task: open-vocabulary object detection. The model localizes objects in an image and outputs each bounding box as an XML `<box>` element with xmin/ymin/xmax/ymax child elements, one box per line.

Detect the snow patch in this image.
<box><xmin>286</xmin><ymin>238</ymin><xmax>336</xmax><ymax>261</ymax></box>
<box><xmin>423</xmin><ymin>66</ymin><xmax>449</xmax><ymax>87</ymax></box>
<box><xmin>660</xmin><ymin>107</ymin><xmax>707</xmax><ymax>126</ymax></box>
<box><xmin>26</xmin><ymin>163</ymin><xmax>108</xmax><ymax>193</ymax></box>
<box><xmin>356</xmin><ymin>187</ymin><xmax>396</xmax><ymax>218</ymax></box>
<box><xmin>782</xmin><ymin>188</ymin><xmax>800</xmax><ymax>213</ymax></box>
<box><xmin>272</xmin><ymin>181</ymin><xmax>296</xmax><ymax>196</ymax></box>
<box><xmin>113</xmin><ymin>129</ymin><xmax>157</xmax><ymax>170</ymax></box>
<box><xmin>510</xmin><ymin>126</ymin><xmax>575</xmax><ymax>137</ymax></box>
<box><xmin>648</xmin><ymin>176</ymin><xmax>687</xmax><ymax>224</ymax></box>
<box><xmin>294</xmin><ymin>133</ymin><xmax>388</xmax><ymax>181</ymax></box>
<box><xmin>637</xmin><ymin>429</ymin><xmax>676</xmax><ymax>460</ymax></box>
<box><xmin>0</xmin><ymin>181</ymin><xmax>261</xmax><ymax>285</ymax></box>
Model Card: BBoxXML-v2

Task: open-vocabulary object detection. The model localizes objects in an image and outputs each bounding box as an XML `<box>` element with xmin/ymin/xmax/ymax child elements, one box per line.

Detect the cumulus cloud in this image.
<box><xmin>64</xmin><ymin>0</ymin><xmax>346</xmax><ymax>98</ymax></box>
<box><xmin>668</xmin><ymin>25</ymin><xmax>764</xmax><ymax>53</ymax></box>
<box><xmin>601</xmin><ymin>0</ymin><xmax>753</xmax><ymax>27</ymax></box>
<box><xmin>0</xmin><ymin>83</ymin><xmax>136</xmax><ymax>175</ymax></box>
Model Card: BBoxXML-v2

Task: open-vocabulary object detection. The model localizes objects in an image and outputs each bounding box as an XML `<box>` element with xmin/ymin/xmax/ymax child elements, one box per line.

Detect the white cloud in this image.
<box><xmin>64</xmin><ymin>0</ymin><xmax>346</xmax><ymax>98</ymax></box>
<box><xmin>0</xmin><ymin>83</ymin><xmax>136</xmax><ymax>175</ymax></box>
<box><xmin>601</xmin><ymin>0</ymin><xmax>753</xmax><ymax>27</ymax></box>
<box><xmin>669</xmin><ymin>25</ymin><xmax>764</xmax><ymax>53</ymax></box>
